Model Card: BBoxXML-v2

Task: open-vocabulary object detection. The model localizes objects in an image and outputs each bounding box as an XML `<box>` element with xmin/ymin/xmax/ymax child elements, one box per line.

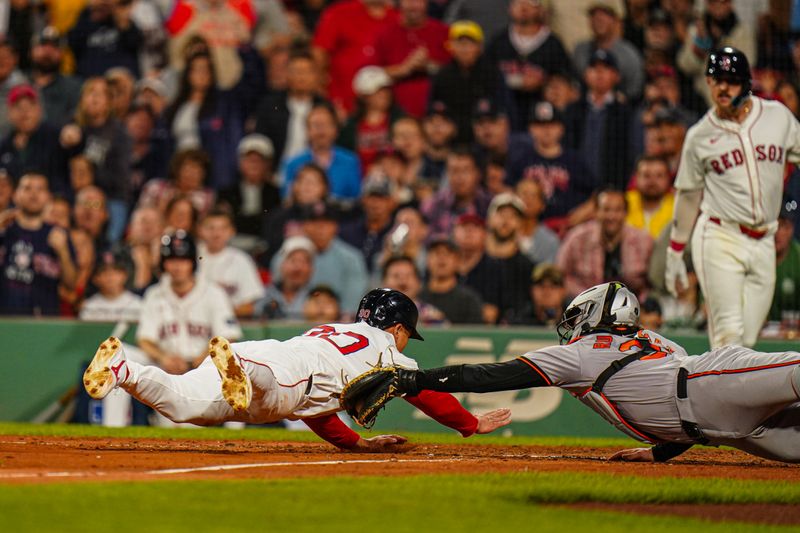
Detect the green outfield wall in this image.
<box><xmin>1</xmin><ymin>319</ymin><xmax>797</xmax><ymax>437</ymax></box>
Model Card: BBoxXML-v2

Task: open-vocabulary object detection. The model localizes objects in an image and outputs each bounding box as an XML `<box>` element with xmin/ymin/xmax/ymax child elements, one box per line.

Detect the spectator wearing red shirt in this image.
<box><xmin>374</xmin><ymin>0</ymin><xmax>450</xmax><ymax>118</ymax></box>
<box><xmin>312</xmin><ymin>0</ymin><xmax>398</xmax><ymax>115</ymax></box>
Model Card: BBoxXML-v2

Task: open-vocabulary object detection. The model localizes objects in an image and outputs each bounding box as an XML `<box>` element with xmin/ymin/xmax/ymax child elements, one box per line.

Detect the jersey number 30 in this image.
<box><xmin>304</xmin><ymin>325</ymin><xmax>369</xmax><ymax>355</ymax></box>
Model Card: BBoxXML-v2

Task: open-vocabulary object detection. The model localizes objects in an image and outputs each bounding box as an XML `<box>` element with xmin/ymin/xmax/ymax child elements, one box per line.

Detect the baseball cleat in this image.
<box><xmin>209</xmin><ymin>336</ymin><xmax>252</xmax><ymax>413</ymax></box>
<box><xmin>83</xmin><ymin>337</ymin><xmax>129</xmax><ymax>400</ymax></box>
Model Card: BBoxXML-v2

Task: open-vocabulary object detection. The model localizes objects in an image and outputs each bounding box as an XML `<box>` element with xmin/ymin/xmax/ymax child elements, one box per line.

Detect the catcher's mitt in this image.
<box><xmin>339</xmin><ymin>366</ymin><xmax>413</xmax><ymax>429</ymax></box>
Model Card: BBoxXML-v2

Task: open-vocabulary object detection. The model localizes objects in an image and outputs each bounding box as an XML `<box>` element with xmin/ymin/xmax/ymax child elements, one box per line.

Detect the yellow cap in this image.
<box><xmin>449</xmin><ymin>20</ymin><xmax>484</xmax><ymax>43</ymax></box>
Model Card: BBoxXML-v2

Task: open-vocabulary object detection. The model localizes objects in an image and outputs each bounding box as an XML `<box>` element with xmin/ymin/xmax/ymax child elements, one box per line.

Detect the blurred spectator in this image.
<box><xmin>557</xmin><ymin>188</ymin><xmax>653</xmax><ymax>297</ymax></box>
<box><xmin>372</xmin><ymin>0</ymin><xmax>448</xmax><ymax>119</ymax></box>
<box><xmin>375</xmin><ymin>205</ymin><xmax>430</xmax><ymax>275</ymax></box>
<box><xmin>563</xmin><ymin>49</ymin><xmax>635</xmax><ymax>190</ymax></box>
<box><xmin>73</xmin><ymin>185</ymin><xmax>111</xmax><ymax>255</ymax></box>
<box><xmin>257</xmin><ymin>235</ymin><xmax>315</xmax><ymax>319</ymax></box>
<box><xmin>282</xmin><ymin>103</ymin><xmax>362</xmax><ymax>201</ymax></box>
<box><xmin>126</xmin><ymin>205</ymin><xmax>164</xmax><ymax>292</ymax></box>
<box><xmin>5</xmin><ymin>0</ymin><xmax>40</xmax><ymax>72</ymax></box>
<box><xmin>625</xmin><ymin>155</ymin><xmax>674</xmax><ymax>239</ymax></box>
<box><xmin>382</xmin><ymin>254</ymin><xmax>447</xmax><ymax>324</ymax></box>
<box><xmin>391</xmin><ymin>116</ymin><xmax>441</xmax><ymax>190</ymax></box>
<box><xmin>138</xmin><ymin>148</ymin><xmax>216</xmax><ymax>220</ymax></box>
<box><xmin>218</xmin><ymin>134</ymin><xmax>281</xmax><ymax>239</ymax></box>
<box><xmin>769</xmin><ymin>198</ymin><xmax>800</xmax><ymax>322</ymax></box>
<box><xmin>513</xmin><ymin>101</ymin><xmax>595</xmax><ymax>237</ymax></box>
<box><xmin>253</xmin><ymin>50</ymin><xmax>326</xmax><ymax>167</ymax></box>
<box><xmin>339</xmin><ymin>66</ymin><xmax>403</xmax><ymax>169</ymax></box>
<box><xmin>508</xmin><ymin>262</ymin><xmax>567</xmax><ymax>326</ymax></box>
<box><xmin>252</xmin><ymin>0</ymin><xmax>291</xmax><ymax>59</ymax></box>
<box><xmin>421</xmin><ymin>147</ymin><xmax>490</xmax><ymax>235</ymax></box>
<box><xmin>137</xmin><ymin>230</ymin><xmax>242</xmax><ymax>376</ymax></box>
<box><xmin>757</xmin><ymin>2</ymin><xmax>792</xmax><ymax>72</ymax></box>
<box><xmin>471</xmin><ymin>98</ymin><xmax>534</xmax><ymax>184</ymax></box>
<box><xmin>135</xmin><ymin>78</ymin><xmax>169</xmax><ymax>118</ymax></box>
<box><xmin>640</xmin><ymin>296</ymin><xmax>664</xmax><ymax>331</ymax></box>
<box><xmin>164</xmin><ymin>195</ymin><xmax>199</xmax><ymax>234</ymax></box>
<box><xmin>0</xmin><ymin>84</ymin><xmax>69</xmax><ymax>196</ymax></box>
<box><xmin>0</xmin><ymin>171</ymin><xmax>13</xmax><ymax>211</ymax></box>
<box><xmin>106</xmin><ymin>67</ymin><xmax>136</xmax><ymax>120</ymax></box>
<box><xmin>303</xmin><ymin>284</ymin><xmax>342</xmax><ymax>323</ymax></box>
<box><xmin>130</xmin><ymin>0</ymin><xmax>168</xmax><ymax>76</ymax></box>
<box><xmin>68</xmin><ymin>0</ymin><xmax>143</xmax><ymax>78</ymax></box>
<box><xmin>0</xmin><ymin>38</ymin><xmax>28</xmax><ymax>140</ymax></box>
<box><xmin>542</xmin><ymin>71</ymin><xmax>580</xmax><ymax>112</ymax></box>
<box><xmin>164</xmin><ymin>51</ymin><xmax>245</xmax><ymax>190</ymax></box>
<box><xmin>127</xmin><ymin>100</ymin><xmax>170</xmax><ymax>204</ymax></box>
<box><xmin>622</xmin><ymin>0</ymin><xmax>648</xmax><ymax>51</ymax></box>
<box><xmin>676</xmin><ymin>0</ymin><xmax>756</xmax><ymax>106</ymax></box>
<box><xmin>340</xmin><ymin>175</ymin><xmax>397</xmax><ymax>277</ymax></box>
<box><xmin>421</xmin><ymin>236</ymin><xmax>484</xmax><ymax>324</ymax></box>
<box><xmin>452</xmin><ymin>213</ymin><xmax>502</xmax><ymax>324</ymax></box>
<box><xmin>0</xmin><ymin>173</ymin><xmax>77</xmax><ymax>316</ymax></box>
<box><xmin>68</xmin><ymin>155</ymin><xmax>96</xmax><ymax>195</ymax></box>
<box><xmin>444</xmin><ymin>0</ymin><xmax>511</xmax><ymax>41</ymax></box>
<box><xmin>60</xmin><ymin>77</ymin><xmax>132</xmax><ymax>244</ymax></box>
<box><xmin>28</xmin><ymin>27</ymin><xmax>82</xmax><ymax>129</ymax></box>
<box><xmin>515</xmin><ymin>177</ymin><xmax>560</xmax><ymax>264</ymax></box>
<box><xmin>775</xmin><ymin>79</ymin><xmax>800</xmax><ymax>119</ymax></box>
<box><xmin>196</xmin><ymin>208</ymin><xmax>265</xmax><ymax>318</ymax></box>
<box><xmin>574</xmin><ymin>2</ymin><xmax>644</xmax><ymax>102</ymax></box>
<box><xmin>485</xmin><ymin>192</ymin><xmax>534</xmax><ymax>323</ymax></box>
<box><xmin>431</xmin><ymin>21</ymin><xmax>497</xmax><ymax>144</ymax></box>
<box><xmin>79</xmin><ymin>246</ymin><xmax>142</xmax><ymax>322</ymax></box>
<box><xmin>647</xmin><ymin>107</ymin><xmax>687</xmax><ymax>176</ymax></box>
<box><xmin>312</xmin><ymin>0</ymin><xmax>398</xmax><ymax>114</ymax></box>
<box><xmin>486</xmin><ymin>0</ymin><xmax>572</xmax><ymax>130</ymax></box>
<box><xmin>484</xmin><ymin>153</ymin><xmax>511</xmax><ymax>196</ymax></box>
<box><xmin>543</xmin><ymin>0</ymin><xmax>626</xmax><ymax>54</ymax></box>
<box><xmin>421</xmin><ymin>102</ymin><xmax>457</xmax><ymax>177</ymax></box>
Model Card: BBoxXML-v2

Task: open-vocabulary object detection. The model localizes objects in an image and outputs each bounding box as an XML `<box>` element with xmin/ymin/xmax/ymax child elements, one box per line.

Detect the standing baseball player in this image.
<box><xmin>351</xmin><ymin>282</ymin><xmax>800</xmax><ymax>463</ymax></box>
<box><xmin>83</xmin><ymin>288</ymin><xmax>511</xmax><ymax>451</ymax></box>
<box><xmin>665</xmin><ymin>46</ymin><xmax>800</xmax><ymax>348</ymax></box>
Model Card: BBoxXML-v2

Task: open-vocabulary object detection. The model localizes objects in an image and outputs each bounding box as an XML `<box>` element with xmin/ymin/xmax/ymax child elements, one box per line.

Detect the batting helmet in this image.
<box><xmin>556</xmin><ymin>282</ymin><xmax>640</xmax><ymax>344</ymax></box>
<box><xmin>160</xmin><ymin>230</ymin><xmax>198</xmax><ymax>271</ymax></box>
<box><xmin>706</xmin><ymin>47</ymin><xmax>752</xmax><ymax>107</ymax></box>
<box><xmin>356</xmin><ymin>288</ymin><xmax>424</xmax><ymax>341</ymax></box>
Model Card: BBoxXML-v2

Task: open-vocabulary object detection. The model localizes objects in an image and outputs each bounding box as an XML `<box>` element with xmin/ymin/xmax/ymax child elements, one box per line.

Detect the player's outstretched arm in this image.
<box><xmin>303</xmin><ymin>413</ymin><xmax>410</xmax><ymax>452</ymax></box>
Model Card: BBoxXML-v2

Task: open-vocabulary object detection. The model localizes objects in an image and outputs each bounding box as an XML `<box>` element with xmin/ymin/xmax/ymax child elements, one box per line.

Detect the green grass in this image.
<box><xmin>3</xmin><ymin>473</ymin><xmax>799</xmax><ymax>533</ymax></box>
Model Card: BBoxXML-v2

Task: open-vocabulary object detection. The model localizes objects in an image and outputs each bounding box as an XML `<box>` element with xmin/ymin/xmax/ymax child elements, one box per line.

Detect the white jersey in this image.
<box><xmin>79</xmin><ymin>291</ymin><xmax>143</xmax><ymax>322</ymax></box>
<box><xmin>137</xmin><ymin>277</ymin><xmax>243</xmax><ymax>360</ymax></box>
<box><xmin>196</xmin><ymin>244</ymin><xmax>266</xmax><ymax>307</ymax></box>
<box><xmin>675</xmin><ymin>96</ymin><xmax>800</xmax><ymax>227</ymax></box>
<box><xmin>231</xmin><ymin>321</ymin><xmax>418</xmax><ymax>419</ymax></box>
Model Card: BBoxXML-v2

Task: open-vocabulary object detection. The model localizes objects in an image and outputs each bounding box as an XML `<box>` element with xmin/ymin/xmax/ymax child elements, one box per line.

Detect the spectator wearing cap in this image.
<box><xmin>339</xmin><ymin>66</ymin><xmax>405</xmax><ymax>170</ymax></box>
<box><xmin>515</xmin><ymin>177</ymin><xmax>560</xmax><ymax>264</ymax></box>
<box><xmin>542</xmin><ymin>0</ymin><xmax>624</xmax><ymax>54</ymax></box>
<box><xmin>373</xmin><ymin>0</ymin><xmax>450</xmax><ymax>119</ymax></box>
<box><xmin>471</xmin><ymin>98</ymin><xmax>535</xmax><ymax>179</ymax></box>
<box><xmin>512</xmin><ymin>101</ymin><xmax>595</xmax><ymax>237</ymax></box>
<box><xmin>557</xmin><ymin>188</ymin><xmax>652</xmax><ymax>298</ymax></box>
<box><xmin>253</xmin><ymin>50</ymin><xmax>328</xmax><ymax>168</ymax></box>
<box><xmin>562</xmin><ymin>48</ymin><xmax>635</xmax><ymax>190</ymax></box>
<box><xmin>676</xmin><ymin>0</ymin><xmax>755</xmax><ymax>107</ymax></box>
<box><xmin>79</xmin><ymin>246</ymin><xmax>142</xmax><ymax>322</ymax></box>
<box><xmin>382</xmin><ymin>255</ymin><xmax>447</xmax><ymax>324</ymax></box>
<box><xmin>769</xmin><ymin>198</ymin><xmax>800</xmax><ymax>323</ymax></box>
<box><xmin>28</xmin><ymin>27</ymin><xmax>82</xmax><ymax>129</ymax></box>
<box><xmin>421</xmin><ymin>236</ymin><xmax>484</xmax><ymax>323</ymax></box>
<box><xmin>422</xmin><ymin>102</ymin><xmax>457</xmax><ymax>177</ymax></box>
<box><xmin>430</xmin><ymin>20</ymin><xmax>499</xmax><ymax>144</ymax></box>
<box><xmin>639</xmin><ymin>106</ymin><xmax>687</xmax><ymax>179</ymax></box>
<box><xmin>625</xmin><ymin>155</ymin><xmax>674</xmax><ymax>240</ymax></box>
<box><xmin>452</xmin><ymin>213</ymin><xmax>502</xmax><ymax>324</ymax></box>
<box><xmin>0</xmin><ymin>84</ymin><xmax>69</xmax><ymax>196</ymax></box>
<box><xmin>573</xmin><ymin>2</ymin><xmax>645</xmax><ymax>102</ymax></box>
<box><xmin>485</xmin><ymin>192</ymin><xmax>535</xmax><ymax>322</ymax></box>
<box><xmin>421</xmin><ymin>147</ymin><xmax>491</xmax><ymax>236</ymax></box>
<box><xmin>444</xmin><ymin>0</ymin><xmax>511</xmax><ymax>42</ymax></box>
<box><xmin>508</xmin><ymin>262</ymin><xmax>567</xmax><ymax>326</ymax></box>
<box><xmin>0</xmin><ymin>39</ymin><xmax>28</xmax><ymax>140</ymax></box>
<box><xmin>485</xmin><ymin>0</ymin><xmax>572</xmax><ymax>130</ymax></box>
<box><xmin>303</xmin><ymin>285</ymin><xmax>342</xmax><ymax>323</ymax></box>
<box><xmin>127</xmin><ymin>100</ymin><xmax>170</xmax><ymax>204</ymax></box>
<box><xmin>340</xmin><ymin>175</ymin><xmax>398</xmax><ymax>277</ymax></box>
<box><xmin>282</xmin><ymin>103</ymin><xmax>362</xmax><ymax>202</ymax></box>
<box><xmin>135</xmin><ymin>78</ymin><xmax>170</xmax><ymax>119</ymax></box>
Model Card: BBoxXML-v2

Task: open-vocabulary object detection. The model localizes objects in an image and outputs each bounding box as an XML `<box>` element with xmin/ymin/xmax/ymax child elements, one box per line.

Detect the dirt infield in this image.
<box><xmin>1</xmin><ymin>435</ymin><xmax>798</xmax><ymax>525</ymax></box>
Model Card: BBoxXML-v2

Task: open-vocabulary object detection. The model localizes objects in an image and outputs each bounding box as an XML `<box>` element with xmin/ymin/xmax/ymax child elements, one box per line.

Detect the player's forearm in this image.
<box><xmin>303</xmin><ymin>413</ymin><xmax>361</xmax><ymax>449</ymax></box>
<box><xmin>668</xmin><ymin>189</ymin><xmax>703</xmax><ymax>247</ymax></box>
<box><xmin>412</xmin><ymin>359</ymin><xmax>550</xmax><ymax>394</ymax></box>
<box><xmin>404</xmin><ymin>390</ymin><xmax>478</xmax><ymax>437</ymax></box>
<box><xmin>651</xmin><ymin>442</ymin><xmax>693</xmax><ymax>462</ymax></box>
<box><xmin>56</xmin><ymin>250</ymin><xmax>78</xmax><ymax>289</ymax></box>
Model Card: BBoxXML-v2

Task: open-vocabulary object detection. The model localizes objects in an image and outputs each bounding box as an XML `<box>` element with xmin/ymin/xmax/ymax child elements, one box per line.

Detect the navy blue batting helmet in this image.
<box><xmin>160</xmin><ymin>230</ymin><xmax>198</xmax><ymax>271</ymax></box>
<box><xmin>356</xmin><ymin>288</ymin><xmax>424</xmax><ymax>341</ymax></box>
<box><xmin>706</xmin><ymin>47</ymin><xmax>752</xmax><ymax>107</ymax></box>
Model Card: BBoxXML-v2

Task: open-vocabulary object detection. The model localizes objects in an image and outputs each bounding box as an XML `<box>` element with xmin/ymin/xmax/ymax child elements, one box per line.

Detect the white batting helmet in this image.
<box><xmin>556</xmin><ymin>282</ymin><xmax>640</xmax><ymax>344</ymax></box>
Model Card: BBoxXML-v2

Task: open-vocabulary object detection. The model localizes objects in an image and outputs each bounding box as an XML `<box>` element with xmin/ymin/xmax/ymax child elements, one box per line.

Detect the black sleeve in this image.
<box><xmin>651</xmin><ymin>442</ymin><xmax>693</xmax><ymax>462</ymax></box>
<box><xmin>416</xmin><ymin>359</ymin><xmax>549</xmax><ymax>394</ymax></box>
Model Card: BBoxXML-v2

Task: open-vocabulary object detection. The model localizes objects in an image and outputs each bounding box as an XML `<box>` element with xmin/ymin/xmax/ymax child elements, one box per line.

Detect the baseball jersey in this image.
<box><xmin>232</xmin><ymin>321</ymin><xmax>418</xmax><ymax>419</ymax></box>
<box><xmin>196</xmin><ymin>244</ymin><xmax>266</xmax><ymax>307</ymax></box>
<box><xmin>79</xmin><ymin>290</ymin><xmax>143</xmax><ymax>322</ymax></box>
<box><xmin>137</xmin><ymin>276</ymin><xmax>243</xmax><ymax>360</ymax></box>
<box><xmin>521</xmin><ymin>330</ymin><xmax>690</xmax><ymax>442</ymax></box>
<box><xmin>675</xmin><ymin>96</ymin><xmax>800</xmax><ymax>227</ymax></box>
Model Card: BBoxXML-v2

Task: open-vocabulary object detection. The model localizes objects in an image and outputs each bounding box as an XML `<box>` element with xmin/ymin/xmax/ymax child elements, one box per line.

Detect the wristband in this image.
<box><xmin>669</xmin><ymin>240</ymin><xmax>686</xmax><ymax>252</ymax></box>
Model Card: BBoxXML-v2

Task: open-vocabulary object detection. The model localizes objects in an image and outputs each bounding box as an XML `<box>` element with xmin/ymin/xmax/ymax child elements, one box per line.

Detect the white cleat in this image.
<box><xmin>83</xmin><ymin>337</ymin><xmax>129</xmax><ymax>400</ymax></box>
<box><xmin>209</xmin><ymin>336</ymin><xmax>252</xmax><ymax>413</ymax></box>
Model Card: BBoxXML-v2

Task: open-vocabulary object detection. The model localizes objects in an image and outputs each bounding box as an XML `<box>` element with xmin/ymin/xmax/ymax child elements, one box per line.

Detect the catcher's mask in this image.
<box><xmin>556</xmin><ymin>282</ymin><xmax>639</xmax><ymax>344</ymax></box>
<box><xmin>356</xmin><ymin>288</ymin><xmax>424</xmax><ymax>341</ymax></box>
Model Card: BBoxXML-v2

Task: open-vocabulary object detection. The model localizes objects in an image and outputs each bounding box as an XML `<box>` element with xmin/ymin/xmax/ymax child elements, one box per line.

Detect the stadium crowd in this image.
<box><xmin>2</xmin><ymin>0</ymin><xmax>800</xmax><ymax>343</ymax></box>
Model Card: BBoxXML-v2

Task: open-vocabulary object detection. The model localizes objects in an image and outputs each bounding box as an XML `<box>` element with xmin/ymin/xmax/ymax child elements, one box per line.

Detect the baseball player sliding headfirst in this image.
<box><xmin>666</xmin><ymin>47</ymin><xmax>800</xmax><ymax>348</ymax></box>
<box><xmin>82</xmin><ymin>288</ymin><xmax>511</xmax><ymax>451</ymax></box>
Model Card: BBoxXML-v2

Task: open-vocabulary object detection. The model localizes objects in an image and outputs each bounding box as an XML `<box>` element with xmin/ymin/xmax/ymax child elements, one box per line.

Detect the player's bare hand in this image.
<box><xmin>162</xmin><ymin>355</ymin><xmax>190</xmax><ymax>375</ymax></box>
<box><xmin>60</xmin><ymin>124</ymin><xmax>82</xmax><ymax>148</ymax></box>
<box><xmin>475</xmin><ymin>408</ymin><xmax>512</xmax><ymax>434</ymax></box>
<box><xmin>608</xmin><ymin>447</ymin><xmax>655</xmax><ymax>462</ymax></box>
<box><xmin>47</xmin><ymin>226</ymin><xmax>69</xmax><ymax>253</ymax></box>
<box><xmin>352</xmin><ymin>434</ymin><xmax>409</xmax><ymax>453</ymax></box>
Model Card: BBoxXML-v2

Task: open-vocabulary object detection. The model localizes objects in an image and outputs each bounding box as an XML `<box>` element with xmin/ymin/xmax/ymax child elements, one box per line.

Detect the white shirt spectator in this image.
<box><xmin>196</xmin><ymin>242</ymin><xmax>266</xmax><ymax>307</ymax></box>
<box><xmin>79</xmin><ymin>291</ymin><xmax>143</xmax><ymax>322</ymax></box>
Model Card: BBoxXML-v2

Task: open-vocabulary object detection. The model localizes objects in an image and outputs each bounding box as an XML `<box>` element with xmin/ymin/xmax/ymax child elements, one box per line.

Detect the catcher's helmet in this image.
<box><xmin>356</xmin><ymin>288</ymin><xmax>424</xmax><ymax>341</ymax></box>
<box><xmin>160</xmin><ymin>230</ymin><xmax>197</xmax><ymax>271</ymax></box>
<box><xmin>556</xmin><ymin>282</ymin><xmax>640</xmax><ymax>344</ymax></box>
<box><xmin>706</xmin><ymin>47</ymin><xmax>752</xmax><ymax>107</ymax></box>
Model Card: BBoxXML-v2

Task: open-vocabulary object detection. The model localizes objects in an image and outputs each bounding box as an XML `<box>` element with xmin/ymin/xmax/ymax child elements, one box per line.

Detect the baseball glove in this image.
<box><xmin>339</xmin><ymin>366</ymin><xmax>412</xmax><ymax>429</ymax></box>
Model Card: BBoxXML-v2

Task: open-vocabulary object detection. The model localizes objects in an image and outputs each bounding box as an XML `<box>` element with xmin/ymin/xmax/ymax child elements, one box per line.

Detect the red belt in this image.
<box><xmin>708</xmin><ymin>217</ymin><xmax>768</xmax><ymax>239</ymax></box>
